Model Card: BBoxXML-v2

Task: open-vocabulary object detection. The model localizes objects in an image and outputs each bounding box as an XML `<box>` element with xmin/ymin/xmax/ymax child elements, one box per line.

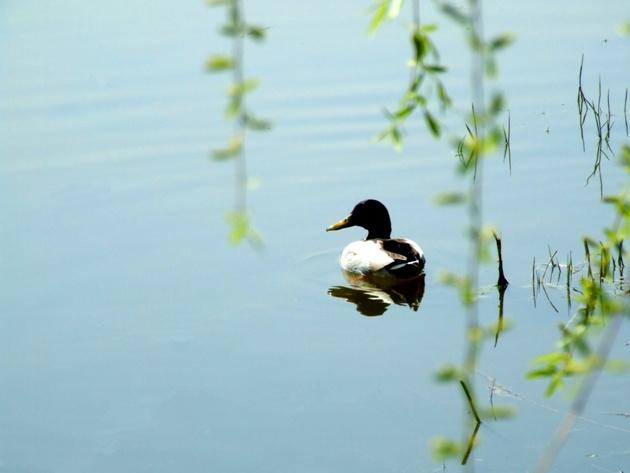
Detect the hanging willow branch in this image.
<box><xmin>207</xmin><ymin>0</ymin><xmax>270</xmax><ymax>247</ymax></box>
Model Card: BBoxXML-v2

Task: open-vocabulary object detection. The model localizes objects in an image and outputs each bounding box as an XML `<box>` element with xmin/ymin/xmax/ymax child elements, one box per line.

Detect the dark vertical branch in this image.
<box><xmin>624</xmin><ymin>88</ymin><xmax>628</xmax><ymax>136</ymax></box>
<box><xmin>459</xmin><ymin>380</ymin><xmax>482</xmax><ymax>465</ymax></box>
<box><xmin>532</xmin><ymin>256</ymin><xmax>537</xmax><ymax>306</ymax></box>
<box><xmin>494</xmin><ymin>233</ymin><xmax>509</xmax><ymax>287</ymax></box>
<box><xmin>584</xmin><ymin>239</ymin><xmax>594</xmax><ymax>280</ymax></box>
<box><xmin>566</xmin><ymin>252</ymin><xmax>572</xmax><ymax>310</ymax></box>
<box><xmin>503</xmin><ymin>110</ymin><xmax>512</xmax><ymax>174</ymax></box>
<box><xmin>577</xmin><ymin>55</ymin><xmax>587</xmax><ymax>152</ymax></box>
<box><xmin>494</xmin><ymin>283</ymin><xmax>506</xmax><ymax>347</ymax></box>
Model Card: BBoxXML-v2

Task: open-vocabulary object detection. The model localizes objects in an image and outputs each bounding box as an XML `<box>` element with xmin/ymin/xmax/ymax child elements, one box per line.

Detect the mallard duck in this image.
<box><xmin>326</xmin><ymin>199</ymin><xmax>425</xmax><ymax>279</ymax></box>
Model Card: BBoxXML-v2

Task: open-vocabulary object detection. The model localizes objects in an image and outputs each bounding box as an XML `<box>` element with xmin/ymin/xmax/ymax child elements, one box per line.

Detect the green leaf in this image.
<box><xmin>206</xmin><ymin>54</ymin><xmax>234</xmax><ymax>72</ymax></box>
<box><xmin>434</xmin><ymin>191</ymin><xmax>466</xmax><ymax>205</ymax></box>
<box><xmin>485</xmin><ymin>56</ymin><xmax>498</xmax><ymax>77</ymax></box>
<box><xmin>533</xmin><ymin>351</ymin><xmax>568</xmax><ymax>365</ymax></box>
<box><xmin>572</xmin><ymin>335</ymin><xmax>592</xmax><ymax>356</ymax></box>
<box><xmin>619</xmin><ymin>20</ymin><xmax>630</xmax><ymax>35</ymax></box>
<box><xmin>246</xmin><ymin>25</ymin><xmax>267</xmax><ymax>41</ymax></box>
<box><xmin>420</xmin><ymin>23</ymin><xmax>438</xmax><ymax>33</ymax></box>
<box><xmin>391</xmin><ymin>127</ymin><xmax>403</xmax><ymax>151</ymax></box>
<box><xmin>244</xmin><ymin>113</ymin><xmax>272</xmax><ymax>131</ymax></box>
<box><xmin>376</xmin><ymin>124</ymin><xmax>403</xmax><ymax>150</ymax></box>
<box><xmin>413</xmin><ymin>93</ymin><xmax>427</xmax><ymax>106</ymax></box>
<box><xmin>583</xmin><ymin>236</ymin><xmax>599</xmax><ymax>249</ymax></box>
<box><xmin>369</xmin><ymin>0</ymin><xmax>388</xmax><ymax>33</ymax></box>
<box><xmin>225</xmin><ymin>211</ymin><xmax>264</xmax><ymax>248</ymax></box>
<box><xmin>489</xmin><ymin>93</ymin><xmax>505</xmax><ymax>115</ymax></box>
<box><xmin>227</xmin><ymin>78</ymin><xmax>260</xmax><ymax>97</ymax></box>
<box><xmin>424</xmin><ymin>64</ymin><xmax>447</xmax><ymax>73</ymax></box>
<box><xmin>605</xmin><ymin>359</ymin><xmax>629</xmax><ymax>373</ymax></box>
<box><xmin>434</xmin><ymin>363</ymin><xmax>462</xmax><ymax>382</ymax></box>
<box><xmin>620</xmin><ymin>144</ymin><xmax>630</xmax><ymax>169</ymax></box>
<box><xmin>212</xmin><ymin>135</ymin><xmax>243</xmax><ymax>160</ymax></box>
<box><xmin>544</xmin><ymin>373</ymin><xmax>564</xmax><ymax>397</ymax></box>
<box><xmin>564</xmin><ymin>358</ymin><xmax>591</xmax><ymax>375</ymax></box>
<box><xmin>220</xmin><ymin>22</ymin><xmax>244</xmax><ymax>37</ymax></box>
<box><xmin>468</xmin><ymin>31</ymin><xmax>483</xmax><ymax>51</ymax></box>
<box><xmin>225</xmin><ymin>97</ymin><xmax>241</xmax><ymax>118</ymax></box>
<box><xmin>482</xmin><ymin>128</ymin><xmax>503</xmax><ymax>154</ymax></box>
<box><xmin>526</xmin><ymin>365</ymin><xmax>558</xmax><ymax>379</ymax></box>
<box><xmin>437</xmin><ymin>81</ymin><xmax>451</xmax><ymax>108</ymax></box>
<box><xmin>423</xmin><ymin>110</ymin><xmax>441</xmax><ymax>137</ymax></box>
<box><xmin>439</xmin><ymin>3</ymin><xmax>468</xmax><ymax>25</ymax></box>
<box><xmin>479</xmin><ymin>404</ymin><xmax>516</xmax><ymax>420</ymax></box>
<box><xmin>393</xmin><ymin>104</ymin><xmax>415</xmax><ymax>119</ymax></box>
<box><xmin>603</xmin><ymin>195</ymin><xmax>620</xmax><ymax>205</ymax></box>
<box><xmin>431</xmin><ymin>437</ymin><xmax>461</xmax><ymax>461</ymax></box>
<box><xmin>407</xmin><ymin>75</ymin><xmax>424</xmax><ymax>93</ymax></box>
<box><xmin>489</xmin><ymin>33</ymin><xmax>515</xmax><ymax>51</ymax></box>
<box><xmin>226</xmin><ymin>211</ymin><xmax>248</xmax><ymax>244</ymax></box>
<box><xmin>412</xmin><ymin>30</ymin><xmax>429</xmax><ymax>63</ymax></box>
<box><xmin>207</xmin><ymin>0</ymin><xmax>233</xmax><ymax>6</ymax></box>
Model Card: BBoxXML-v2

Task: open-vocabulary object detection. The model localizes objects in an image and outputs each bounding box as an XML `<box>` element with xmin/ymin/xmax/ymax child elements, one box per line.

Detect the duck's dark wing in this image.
<box><xmin>379</xmin><ymin>238</ymin><xmax>425</xmax><ymax>278</ymax></box>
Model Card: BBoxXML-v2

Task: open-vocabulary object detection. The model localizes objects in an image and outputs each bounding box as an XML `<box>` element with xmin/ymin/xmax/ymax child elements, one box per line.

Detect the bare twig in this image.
<box><xmin>494</xmin><ymin>233</ymin><xmax>509</xmax><ymax>287</ymax></box>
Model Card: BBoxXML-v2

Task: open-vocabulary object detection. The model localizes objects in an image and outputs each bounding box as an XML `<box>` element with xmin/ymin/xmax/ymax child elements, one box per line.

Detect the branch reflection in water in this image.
<box><xmin>328</xmin><ymin>271</ymin><xmax>426</xmax><ymax>316</ymax></box>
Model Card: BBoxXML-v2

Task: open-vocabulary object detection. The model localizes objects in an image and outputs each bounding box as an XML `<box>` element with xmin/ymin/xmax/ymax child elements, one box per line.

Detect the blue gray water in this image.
<box><xmin>2</xmin><ymin>0</ymin><xmax>630</xmax><ymax>472</ymax></box>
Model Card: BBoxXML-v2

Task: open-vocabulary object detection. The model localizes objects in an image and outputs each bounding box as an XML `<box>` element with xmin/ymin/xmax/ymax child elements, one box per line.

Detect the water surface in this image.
<box><xmin>2</xmin><ymin>1</ymin><xmax>630</xmax><ymax>472</ymax></box>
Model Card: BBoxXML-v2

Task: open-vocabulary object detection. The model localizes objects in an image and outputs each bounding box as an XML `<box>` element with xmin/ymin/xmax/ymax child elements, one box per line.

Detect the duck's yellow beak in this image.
<box><xmin>326</xmin><ymin>215</ymin><xmax>353</xmax><ymax>231</ymax></box>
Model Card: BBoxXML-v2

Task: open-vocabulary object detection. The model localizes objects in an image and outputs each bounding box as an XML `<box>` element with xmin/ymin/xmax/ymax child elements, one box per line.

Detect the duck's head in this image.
<box><xmin>326</xmin><ymin>199</ymin><xmax>392</xmax><ymax>239</ymax></box>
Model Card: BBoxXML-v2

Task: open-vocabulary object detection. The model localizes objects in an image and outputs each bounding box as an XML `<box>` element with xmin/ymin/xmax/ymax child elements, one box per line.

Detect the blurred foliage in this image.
<box><xmin>430</xmin><ymin>437</ymin><xmax>462</xmax><ymax>461</ymax></box>
<box><xmin>530</xmin><ymin>143</ymin><xmax>630</xmax><ymax>473</ymax></box>
<box><xmin>225</xmin><ymin>211</ymin><xmax>264</xmax><ymax>247</ymax></box>
<box><xmin>420</xmin><ymin>0</ymin><xmax>515</xmax><ymax>464</ymax></box>
<box><xmin>528</xmin><ymin>145</ymin><xmax>630</xmax><ymax>398</ymax></box>
<box><xmin>370</xmin><ymin>1</ymin><xmax>452</xmax><ymax>149</ymax></box>
<box><xmin>618</xmin><ymin>20</ymin><xmax>630</xmax><ymax>36</ymax></box>
<box><xmin>208</xmin><ymin>0</ymin><xmax>270</xmax><ymax>247</ymax></box>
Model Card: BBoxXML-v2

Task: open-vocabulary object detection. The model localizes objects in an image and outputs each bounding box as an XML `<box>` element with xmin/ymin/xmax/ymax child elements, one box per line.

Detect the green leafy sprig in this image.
<box><xmin>207</xmin><ymin>0</ymin><xmax>270</xmax><ymax>246</ymax></box>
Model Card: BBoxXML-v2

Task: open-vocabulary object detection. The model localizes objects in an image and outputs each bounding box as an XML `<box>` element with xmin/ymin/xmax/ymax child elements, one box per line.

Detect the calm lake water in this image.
<box><xmin>2</xmin><ymin>0</ymin><xmax>630</xmax><ymax>472</ymax></box>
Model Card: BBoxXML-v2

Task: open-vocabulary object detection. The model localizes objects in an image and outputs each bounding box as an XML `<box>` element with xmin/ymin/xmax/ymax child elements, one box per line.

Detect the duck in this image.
<box><xmin>326</xmin><ymin>199</ymin><xmax>425</xmax><ymax>280</ymax></box>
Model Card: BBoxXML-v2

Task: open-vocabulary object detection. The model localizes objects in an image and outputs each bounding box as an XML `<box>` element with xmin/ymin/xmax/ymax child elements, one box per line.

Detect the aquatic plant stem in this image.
<box><xmin>467</xmin><ymin>0</ymin><xmax>486</xmax><ymax>311</ymax></box>
<box><xmin>494</xmin><ymin>233</ymin><xmax>509</xmax><ymax>287</ymax></box>
<box><xmin>412</xmin><ymin>0</ymin><xmax>420</xmax><ymax>27</ymax></box>
<box><xmin>462</xmin><ymin>0</ymin><xmax>486</xmax><ymax>468</ymax></box>
<box><xmin>460</xmin><ymin>380</ymin><xmax>482</xmax><ymax>465</ymax></box>
<box><xmin>459</xmin><ymin>380</ymin><xmax>481</xmax><ymax>423</ymax></box>
<box><xmin>232</xmin><ymin>0</ymin><xmax>248</xmax><ymax>214</ymax></box>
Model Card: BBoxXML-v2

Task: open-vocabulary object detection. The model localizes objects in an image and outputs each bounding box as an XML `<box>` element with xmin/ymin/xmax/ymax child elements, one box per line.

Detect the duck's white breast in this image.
<box><xmin>339</xmin><ymin>240</ymin><xmax>394</xmax><ymax>274</ymax></box>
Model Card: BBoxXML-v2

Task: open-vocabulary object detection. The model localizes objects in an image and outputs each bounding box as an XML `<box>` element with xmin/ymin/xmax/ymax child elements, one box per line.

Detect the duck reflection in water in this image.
<box><xmin>328</xmin><ymin>271</ymin><xmax>426</xmax><ymax>316</ymax></box>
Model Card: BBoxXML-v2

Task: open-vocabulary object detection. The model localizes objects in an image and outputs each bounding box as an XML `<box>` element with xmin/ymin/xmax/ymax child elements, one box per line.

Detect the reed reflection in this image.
<box><xmin>328</xmin><ymin>271</ymin><xmax>425</xmax><ymax>316</ymax></box>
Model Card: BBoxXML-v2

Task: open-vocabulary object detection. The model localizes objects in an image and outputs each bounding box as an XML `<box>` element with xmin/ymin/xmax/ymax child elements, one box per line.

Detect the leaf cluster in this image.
<box><xmin>207</xmin><ymin>0</ymin><xmax>272</xmax><ymax>162</ymax></box>
<box><xmin>528</xmin><ymin>147</ymin><xmax>630</xmax><ymax>396</ymax></box>
<box><xmin>225</xmin><ymin>210</ymin><xmax>263</xmax><ymax>247</ymax></box>
<box><xmin>371</xmin><ymin>2</ymin><xmax>452</xmax><ymax>149</ymax></box>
